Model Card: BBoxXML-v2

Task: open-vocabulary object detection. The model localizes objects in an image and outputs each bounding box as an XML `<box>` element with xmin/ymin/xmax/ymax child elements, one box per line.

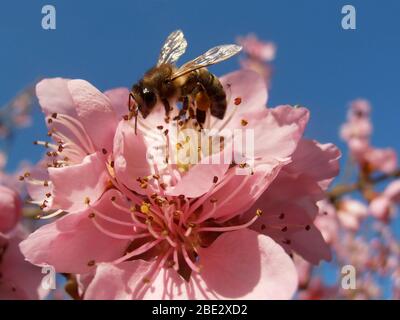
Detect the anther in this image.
<box><xmin>281</xmin><ymin>226</ymin><xmax>288</xmax><ymax>232</ymax></box>
<box><xmin>305</xmin><ymin>225</ymin><xmax>311</xmax><ymax>231</ymax></box>
<box><xmin>88</xmin><ymin>213</ymin><xmax>95</xmax><ymax>219</ymax></box>
<box><xmin>279</xmin><ymin>213</ymin><xmax>285</xmax><ymax>220</ymax></box>
<box><xmin>256</xmin><ymin>209</ymin><xmax>263</xmax><ymax>216</ymax></box>
<box><xmin>234</xmin><ymin>97</ymin><xmax>242</xmax><ymax>105</ymax></box>
<box><xmin>140</xmin><ymin>203</ymin><xmax>150</xmax><ymax>214</ymax></box>
<box><xmin>87</xmin><ymin>260</ymin><xmax>96</xmax><ymax>267</ymax></box>
<box><xmin>102</xmin><ymin>148</ymin><xmax>107</xmax><ymax>155</ymax></box>
<box><xmin>84</xmin><ymin>197</ymin><xmax>91</xmax><ymax>205</ymax></box>
<box><xmin>241</xmin><ymin>119</ymin><xmax>248</xmax><ymax>126</ymax></box>
<box><xmin>213</xmin><ymin>176</ymin><xmax>218</xmax><ymax>183</ymax></box>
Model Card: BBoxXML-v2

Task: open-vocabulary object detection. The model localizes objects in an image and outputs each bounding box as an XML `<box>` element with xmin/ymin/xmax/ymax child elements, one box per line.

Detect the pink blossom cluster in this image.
<box><xmin>13</xmin><ymin>68</ymin><xmax>341</xmax><ymax>300</ymax></box>
<box><xmin>0</xmin><ymin>85</ymin><xmax>35</xmax><ymax>140</ymax></box>
<box><xmin>1</xmin><ymin>33</ymin><xmax>399</xmax><ymax>301</ymax></box>
<box><xmin>236</xmin><ymin>34</ymin><xmax>276</xmax><ymax>87</ymax></box>
<box><xmin>296</xmin><ymin>99</ymin><xmax>400</xmax><ymax>299</ymax></box>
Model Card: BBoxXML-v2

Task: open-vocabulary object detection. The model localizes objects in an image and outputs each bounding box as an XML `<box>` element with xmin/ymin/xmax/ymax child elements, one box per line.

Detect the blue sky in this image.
<box><xmin>1</xmin><ymin>0</ymin><xmax>400</xmax><ymax>299</ymax></box>
<box><xmin>1</xmin><ymin>0</ymin><xmax>400</xmax><ymax>170</ymax></box>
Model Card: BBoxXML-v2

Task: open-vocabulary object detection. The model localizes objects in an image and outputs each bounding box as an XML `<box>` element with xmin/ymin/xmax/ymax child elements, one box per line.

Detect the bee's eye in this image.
<box><xmin>142</xmin><ymin>88</ymin><xmax>157</xmax><ymax>106</ymax></box>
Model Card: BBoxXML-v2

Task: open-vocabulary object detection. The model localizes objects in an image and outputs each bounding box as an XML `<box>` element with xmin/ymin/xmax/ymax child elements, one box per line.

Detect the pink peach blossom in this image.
<box><xmin>0</xmin><ymin>228</ymin><xmax>47</xmax><ymax>299</ymax></box>
<box><xmin>237</xmin><ymin>34</ymin><xmax>276</xmax><ymax>62</ymax></box>
<box><xmin>0</xmin><ymin>186</ymin><xmax>21</xmax><ymax>233</ymax></box>
<box><xmin>369</xmin><ymin>179</ymin><xmax>400</xmax><ymax>221</ymax></box>
<box><xmin>362</xmin><ymin>147</ymin><xmax>397</xmax><ymax>174</ymax></box>
<box><xmin>337</xmin><ymin>198</ymin><xmax>368</xmax><ymax>231</ymax></box>
<box><xmin>314</xmin><ymin>200</ymin><xmax>339</xmax><ymax>245</ymax></box>
<box><xmin>24</xmin><ymin>78</ymin><xmax>127</xmax><ymax>214</ymax></box>
<box><xmin>21</xmin><ymin>70</ymin><xmax>339</xmax><ymax>300</ymax></box>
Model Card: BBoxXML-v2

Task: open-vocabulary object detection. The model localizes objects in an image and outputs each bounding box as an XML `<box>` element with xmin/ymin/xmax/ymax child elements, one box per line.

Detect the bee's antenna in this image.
<box><xmin>129</xmin><ymin>92</ymin><xmax>139</xmax><ymax>135</ymax></box>
<box><xmin>134</xmin><ymin>112</ymin><xmax>138</xmax><ymax>135</ymax></box>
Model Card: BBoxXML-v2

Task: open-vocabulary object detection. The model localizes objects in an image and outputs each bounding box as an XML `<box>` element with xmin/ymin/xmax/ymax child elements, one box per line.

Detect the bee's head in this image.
<box><xmin>131</xmin><ymin>84</ymin><xmax>157</xmax><ymax>118</ymax></box>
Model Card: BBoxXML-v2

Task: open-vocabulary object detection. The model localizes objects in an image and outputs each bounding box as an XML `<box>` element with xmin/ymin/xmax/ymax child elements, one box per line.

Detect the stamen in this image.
<box><xmin>181</xmin><ymin>245</ymin><xmax>201</xmax><ymax>273</ymax></box>
<box><xmin>90</xmin><ymin>217</ymin><xmax>134</xmax><ymax>240</ymax></box>
<box><xmin>38</xmin><ymin>209</ymin><xmax>64</xmax><ymax>220</ymax></box>
<box><xmin>112</xmin><ymin>239</ymin><xmax>163</xmax><ymax>265</ymax></box>
<box><xmin>88</xmin><ymin>205</ymin><xmax>136</xmax><ymax>227</ymax></box>
<box><xmin>197</xmin><ymin>214</ymin><xmax>259</xmax><ymax>233</ymax></box>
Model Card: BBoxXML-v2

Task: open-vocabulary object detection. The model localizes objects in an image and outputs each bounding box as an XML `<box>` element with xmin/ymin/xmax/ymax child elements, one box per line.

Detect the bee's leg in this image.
<box><xmin>161</xmin><ymin>98</ymin><xmax>171</xmax><ymax>121</ymax></box>
<box><xmin>195</xmin><ymin>109</ymin><xmax>206</xmax><ymax>128</ymax></box>
<box><xmin>180</xmin><ymin>96</ymin><xmax>189</xmax><ymax>116</ymax></box>
<box><xmin>128</xmin><ymin>92</ymin><xmax>139</xmax><ymax>135</ymax></box>
<box><xmin>192</xmin><ymin>83</ymin><xmax>211</xmax><ymax>129</ymax></box>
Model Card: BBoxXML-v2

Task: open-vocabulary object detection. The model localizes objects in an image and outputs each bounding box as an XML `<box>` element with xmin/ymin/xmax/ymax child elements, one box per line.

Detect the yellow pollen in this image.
<box><xmin>176</xmin><ymin>142</ymin><xmax>183</xmax><ymax>150</ymax></box>
<box><xmin>140</xmin><ymin>182</ymin><xmax>148</xmax><ymax>189</ymax></box>
<box><xmin>84</xmin><ymin>197</ymin><xmax>91</xmax><ymax>205</ymax></box>
<box><xmin>256</xmin><ymin>209</ymin><xmax>263</xmax><ymax>216</ymax></box>
<box><xmin>140</xmin><ymin>202</ymin><xmax>151</xmax><ymax>214</ymax></box>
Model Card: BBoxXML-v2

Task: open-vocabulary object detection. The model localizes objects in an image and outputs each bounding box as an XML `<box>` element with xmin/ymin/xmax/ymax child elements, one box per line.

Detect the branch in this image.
<box><xmin>328</xmin><ymin>168</ymin><xmax>400</xmax><ymax>200</ymax></box>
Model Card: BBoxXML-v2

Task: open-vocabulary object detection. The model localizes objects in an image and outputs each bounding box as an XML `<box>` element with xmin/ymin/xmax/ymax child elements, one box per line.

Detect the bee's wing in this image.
<box><xmin>157</xmin><ymin>30</ymin><xmax>188</xmax><ymax>66</ymax></box>
<box><xmin>171</xmin><ymin>44</ymin><xmax>242</xmax><ymax>80</ymax></box>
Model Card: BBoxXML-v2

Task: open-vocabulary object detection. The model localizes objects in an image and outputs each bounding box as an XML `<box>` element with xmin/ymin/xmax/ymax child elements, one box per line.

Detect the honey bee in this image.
<box><xmin>129</xmin><ymin>30</ymin><xmax>242</xmax><ymax>133</ymax></box>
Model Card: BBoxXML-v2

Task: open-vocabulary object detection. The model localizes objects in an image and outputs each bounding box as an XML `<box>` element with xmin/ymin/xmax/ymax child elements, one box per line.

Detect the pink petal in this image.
<box><xmin>200</xmin><ymin>162</ymin><xmax>288</xmax><ymax>222</ymax></box>
<box><xmin>247</xmin><ymin>172</ymin><xmax>330</xmax><ymax>264</ymax></box>
<box><xmin>383</xmin><ymin>179</ymin><xmax>400</xmax><ymax>201</ymax></box>
<box><xmin>0</xmin><ymin>186</ymin><xmax>21</xmax><ymax>233</ymax></box>
<box><xmin>20</xmin><ymin>190</ymin><xmax>131</xmax><ymax>274</ymax></box>
<box><xmin>196</xmin><ymin>229</ymin><xmax>298</xmax><ymax>299</ymax></box>
<box><xmin>113</xmin><ymin>120</ymin><xmax>153</xmax><ymax>194</ymax></box>
<box><xmin>369</xmin><ymin>196</ymin><xmax>391</xmax><ymax>220</ymax></box>
<box><xmin>104</xmin><ymin>87</ymin><xmax>130</xmax><ymax>119</ymax></box>
<box><xmin>68</xmin><ymin>79</ymin><xmax>117</xmax><ymax>152</ymax></box>
<box><xmin>285</xmin><ymin>139</ymin><xmax>341</xmax><ymax>190</ymax></box>
<box><xmin>165</xmin><ymin>153</ymin><xmax>230</xmax><ymax>198</ymax></box>
<box><xmin>252</xmin><ymin>105</ymin><xmax>309</xmax><ymax>161</ymax></box>
<box><xmin>84</xmin><ymin>260</ymin><xmax>156</xmax><ymax>299</ymax></box>
<box><xmin>364</xmin><ymin>147</ymin><xmax>397</xmax><ymax>174</ymax></box>
<box><xmin>1</xmin><ymin>227</ymin><xmax>47</xmax><ymax>299</ymax></box>
<box><xmin>220</xmin><ymin>69</ymin><xmax>268</xmax><ymax>114</ymax></box>
<box><xmin>49</xmin><ymin>152</ymin><xmax>108</xmax><ymax>212</ymax></box>
<box><xmin>36</xmin><ymin>78</ymin><xmax>77</xmax><ymax>117</ymax></box>
<box><xmin>84</xmin><ymin>229</ymin><xmax>297</xmax><ymax>300</ymax></box>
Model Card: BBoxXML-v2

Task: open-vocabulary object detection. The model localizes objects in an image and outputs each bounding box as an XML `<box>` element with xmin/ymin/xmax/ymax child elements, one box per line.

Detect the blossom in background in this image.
<box><xmin>336</xmin><ymin>198</ymin><xmax>368</xmax><ymax>231</ymax></box>
<box><xmin>0</xmin><ymin>84</ymin><xmax>35</xmax><ymax>140</ymax></box>
<box><xmin>340</xmin><ymin>99</ymin><xmax>398</xmax><ymax>174</ymax></box>
<box><xmin>0</xmin><ymin>186</ymin><xmax>21</xmax><ymax>233</ymax></box>
<box><xmin>21</xmin><ymin>78</ymin><xmax>129</xmax><ymax>214</ymax></box>
<box><xmin>370</xmin><ymin>180</ymin><xmax>400</xmax><ymax>221</ymax></box>
<box><xmin>19</xmin><ymin>69</ymin><xmax>340</xmax><ymax>300</ymax></box>
<box><xmin>0</xmin><ymin>185</ymin><xmax>45</xmax><ymax>300</ymax></box>
<box><xmin>237</xmin><ymin>34</ymin><xmax>276</xmax><ymax>87</ymax></box>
